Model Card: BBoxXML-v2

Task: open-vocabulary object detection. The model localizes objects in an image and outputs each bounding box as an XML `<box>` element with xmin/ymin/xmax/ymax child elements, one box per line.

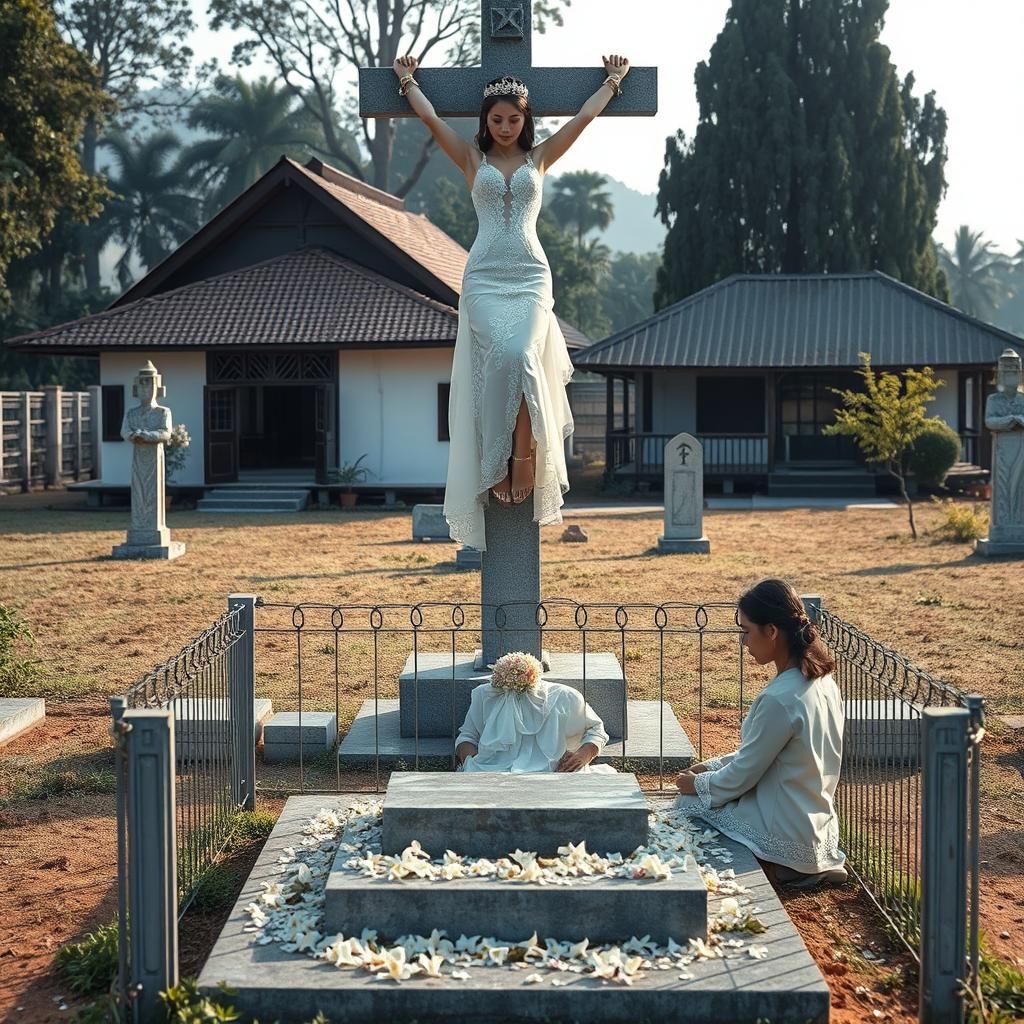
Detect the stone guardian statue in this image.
<box><xmin>976</xmin><ymin>348</ymin><xmax>1024</xmax><ymax>557</ymax></box>
<box><xmin>111</xmin><ymin>361</ymin><xmax>186</xmax><ymax>560</ymax></box>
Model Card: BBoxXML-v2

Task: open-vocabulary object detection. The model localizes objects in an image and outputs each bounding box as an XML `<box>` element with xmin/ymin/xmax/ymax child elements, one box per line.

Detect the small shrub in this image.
<box><xmin>55</xmin><ymin>920</ymin><xmax>119</xmax><ymax>995</ymax></box>
<box><xmin>229</xmin><ymin>810</ymin><xmax>277</xmax><ymax>848</ymax></box>
<box><xmin>161</xmin><ymin>979</ymin><xmax>242</xmax><ymax>1022</ymax></box>
<box><xmin>908</xmin><ymin>418</ymin><xmax>961</xmax><ymax>487</ymax></box>
<box><xmin>0</xmin><ymin>605</ymin><xmax>43</xmax><ymax>697</ymax></box>
<box><xmin>191</xmin><ymin>864</ymin><xmax>241</xmax><ymax>914</ymax></box>
<box><xmin>929</xmin><ymin>496</ymin><xmax>989</xmax><ymax>542</ymax></box>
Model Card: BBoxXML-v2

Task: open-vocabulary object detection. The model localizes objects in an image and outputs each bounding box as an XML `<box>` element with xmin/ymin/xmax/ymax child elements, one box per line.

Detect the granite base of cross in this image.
<box><xmin>359</xmin><ymin>0</ymin><xmax>657</xmax><ymax>118</ymax></box>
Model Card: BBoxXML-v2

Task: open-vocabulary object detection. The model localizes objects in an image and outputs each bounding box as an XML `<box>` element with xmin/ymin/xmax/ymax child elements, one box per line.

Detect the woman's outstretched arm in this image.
<box><xmin>532</xmin><ymin>54</ymin><xmax>630</xmax><ymax>175</ymax></box>
<box><xmin>392</xmin><ymin>56</ymin><xmax>476</xmax><ymax>182</ymax></box>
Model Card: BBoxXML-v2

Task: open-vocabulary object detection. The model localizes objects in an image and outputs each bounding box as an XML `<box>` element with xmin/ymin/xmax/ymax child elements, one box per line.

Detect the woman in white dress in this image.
<box><xmin>675</xmin><ymin>579</ymin><xmax>849</xmax><ymax>890</ymax></box>
<box><xmin>392</xmin><ymin>53</ymin><xmax>631</xmax><ymax>551</ymax></box>
<box><xmin>454</xmin><ymin>679</ymin><xmax>614</xmax><ymax>774</ymax></box>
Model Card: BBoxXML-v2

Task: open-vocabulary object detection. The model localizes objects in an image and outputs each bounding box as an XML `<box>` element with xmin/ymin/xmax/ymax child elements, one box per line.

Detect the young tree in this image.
<box><xmin>655</xmin><ymin>0</ymin><xmax>948</xmax><ymax>308</ymax></box>
<box><xmin>0</xmin><ymin>0</ymin><xmax>114</xmax><ymax>308</ymax></box>
<box><xmin>823</xmin><ymin>353</ymin><xmax>944</xmax><ymax>538</ymax></box>
<box><xmin>207</xmin><ymin>0</ymin><xmax>569</xmax><ymax>195</ymax></box>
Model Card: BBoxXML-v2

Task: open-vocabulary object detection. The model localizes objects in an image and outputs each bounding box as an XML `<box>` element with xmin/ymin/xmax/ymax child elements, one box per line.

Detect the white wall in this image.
<box><xmin>339</xmin><ymin>348</ymin><xmax>452</xmax><ymax>486</ymax></box>
<box><xmin>651</xmin><ymin>370</ymin><xmax>696</xmax><ymax>435</ymax></box>
<box><xmin>930</xmin><ymin>369</ymin><xmax>959</xmax><ymax>430</ymax></box>
<box><xmin>99</xmin><ymin>352</ymin><xmax>207</xmax><ymax>486</ymax></box>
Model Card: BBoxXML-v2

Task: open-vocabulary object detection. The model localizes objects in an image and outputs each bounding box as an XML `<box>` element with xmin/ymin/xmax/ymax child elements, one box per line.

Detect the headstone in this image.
<box><xmin>412</xmin><ymin>503</ymin><xmax>452</xmax><ymax>541</ymax></box>
<box><xmin>358</xmin><ymin>1</ymin><xmax>659</xmax><ymax>120</ymax></box>
<box><xmin>976</xmin><ymin>348</ymin><xmax>1024</xmax><ymax>557</ymax></box>
<box><xmin>561</xmin><ymin>524</ymin><xmax>588</xmax><ymax>542</ymax></box>
<box><xmin>454</xmin><ymin>545</ymin><xmax>481</xmax><ymax>570</ymax></box>
<box><xmin>262</xmin><ymin>711</ymin><xmax>337</xmax><ymax>762</ymax></box>
<box><xmin>171</xmin><ymin>697</ymin><xmax>273</xmax><ymax>761</ymax></box>
<box><xmin>658</xmin><ymin>433</ymin><xmax>711</xmax><ymax>554</ymax></box>
<box><xmin>111</xmin><ymin>361</ymin><xmax>186</xmax><ymax>560</ymax></box>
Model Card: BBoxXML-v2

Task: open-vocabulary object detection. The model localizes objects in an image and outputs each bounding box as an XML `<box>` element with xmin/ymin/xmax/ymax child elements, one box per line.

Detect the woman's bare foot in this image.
<box><xmin>510</xmin><ymin>448</ymin><xmax>535</xmax><ymax>504</ymax></box>
<box><xmin>491</xmin><ymin>460</ymin><xmax>512</xmax><ymax>505</ymax></box>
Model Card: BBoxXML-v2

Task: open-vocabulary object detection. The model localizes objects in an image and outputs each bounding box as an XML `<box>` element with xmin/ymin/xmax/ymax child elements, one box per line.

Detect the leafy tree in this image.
<box><xmin>937</xmin><ymin>225</ymin><xmax>1011</xmax><ymax>321</ymax></box>
<box><xmin>549</xmin><ymin>171</ymin><xmax>614</xmax><ymax>253</ymax></box>
<box><xmin>655</xmin><ymin>0</ymin><xmax>949</xmax><ymax>309</ymax></box>
<box><xmin>53</xmin><ymin>0</ymin><xmax>212</xmax><ymax>294</ymax></box>
<box><xmin>823</xmin><ymin>353</ymin><xmax>944</xmax><ymax>538</ymax></box>
<box><xmin>602</xmin><ymin>251</ymin><xmax>659</xmax><ymax>334</ymax></box>
<box><xmin>99</xmin><ymin>130</ymin><xmax>202</xmax><ymax>288</ymax></box>
<box><xmin>207</xmin><ymin>0</ymin><xmax>570</xmax><ymax>195</ymax></box>
<box><xmin>179</xmin><ymin>73</ymin><xmax>337</xmax><ymax>219</ymax></box>
<box><xmin>0</xmin><ymin>0</ymin><xmax>114</xmax><ymax>308</ymax></box>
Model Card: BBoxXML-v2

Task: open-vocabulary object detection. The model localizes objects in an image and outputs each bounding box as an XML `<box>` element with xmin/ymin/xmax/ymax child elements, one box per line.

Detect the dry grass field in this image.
<box><xmin>0</xmin><ymin>490</ymin><xmax>1022</xmax><ymax>1021</ymax></box>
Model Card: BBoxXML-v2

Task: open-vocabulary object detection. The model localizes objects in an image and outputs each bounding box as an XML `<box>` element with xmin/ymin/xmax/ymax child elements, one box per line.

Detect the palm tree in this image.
<box><xmin>548</xmin><ymin>171</ymin><xmax>614</xmax><ymax>253</ymax></box>
<box><xmin>937</xmin><ymin>226</ymin><xmax>1010</xmax><ymax>320</ymax></box>
<box><xmin>179</xmin><ymin>74</ymin><xmax>341</xmax><ymax>219</ymax></box>
<box><xmin>98</xmin><ymin>131</ymin><xmax>201</xmax><ymax>290</ymax></box>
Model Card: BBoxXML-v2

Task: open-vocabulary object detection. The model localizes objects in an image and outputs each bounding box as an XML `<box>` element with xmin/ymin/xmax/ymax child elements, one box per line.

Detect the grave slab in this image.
<box><xmin>380</xmin><ymin>771</ymin><xmax>649</xmax><ymax>858</ymax></box>
<box><xmin>338</xmin><ymin>699</ymin><xmax>695</xmax><ymax>771</ymax></box>
<box><xmin>263</xmin><ymin>711</ymin><xmax>337</xmax><ymax>763</ymax></box>
<box><xmin>398</xmin><ymin>651</ymin><xmax>626</xmax><ymax>739</ymax></box>
<box><xmin>170</xmin><ymin>697</ymin><xmax>273</xmax><ymax>760</ymax></box>
<box><xmin>454</xmin><ymin>546</ymin><xmax>481</xmax><ymax>570</ymax></box>
<box><xmin>198</xmin><ymin>794</ymin><xmax>829</xmax><ymax>1024</ymax></box>
<box><xmin>0</xmin><ymin>697</ymin><xmax>45</xmax><ymax>745</ymax></box>
<box><xmin>843</xmin><ymin>699</ymin><xmax>921</xmax><ymax>766</ymax></box>
<box><xmin>411</xmin><ymin>504</ymin><xmax>451</xmax><ymax>542</ymax></box>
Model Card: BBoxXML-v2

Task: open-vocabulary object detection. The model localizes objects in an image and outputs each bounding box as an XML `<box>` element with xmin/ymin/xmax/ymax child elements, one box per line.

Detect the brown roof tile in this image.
<box><xmin>4</xmin><ymin>248</ymin><xmax>459</xmax><ymax>352</ymax></box>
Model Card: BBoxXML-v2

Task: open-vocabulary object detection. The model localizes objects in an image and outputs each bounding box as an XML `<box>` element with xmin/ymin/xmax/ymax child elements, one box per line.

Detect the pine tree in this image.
<box><xmin>655</xmin><ymin>0</ymin><xmax>949</xmax><ymax>308</ymax></box>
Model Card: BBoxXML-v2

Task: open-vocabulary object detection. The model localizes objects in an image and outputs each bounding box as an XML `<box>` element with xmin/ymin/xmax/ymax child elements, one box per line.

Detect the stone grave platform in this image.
<box><xmin>398</xmin><ymin>651</ymin><xmax>627</xmax><ymax>739</ymax></box>
<box><xmin>843</xmin><ymin>699</ymin><xmax>921</xmax><ymax>766</ymax></box>
<box><xmin>0</xmin><ymin>697</ymin><xmax>45</xmax><ymax>745</ymax></box>
<box><xmin>170</xmin><ymin>697</ymin><xmax>273</xmax><ymax>760</ymax></box>
<box><xmin>198</xmin><ymin>794</ymin><xmax>830</xmax><ymax>1023</ymax></box>
<box><xmin>262</xmin><ymin>711</ymin><xmax>337</xmax><ymax>763</ymax></box>
<box><xmin>380</xmin><ymin>772</ymin><xmax>649</xmax><ymax>858</ymax></box>
<box><xmin>338</xmin><ymin>699</ymin><xmax>695</xmax><ymax>771</ymax></box>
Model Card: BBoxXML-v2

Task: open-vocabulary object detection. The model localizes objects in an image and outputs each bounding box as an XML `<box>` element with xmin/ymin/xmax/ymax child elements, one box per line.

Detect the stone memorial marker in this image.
<box><xmin>112</xmin><ymin>361</ymin><xmax>186</xmax><ymax>560</ymax></box>
<box><xmin>658</xmin><ymin>432</ymin><xmax>710</xmax><ymax>554</ymax></box>
<box><xmin>976</xmin><ymin>348</ymin><xmax>1024</xmax><ymax>557</ymax></box>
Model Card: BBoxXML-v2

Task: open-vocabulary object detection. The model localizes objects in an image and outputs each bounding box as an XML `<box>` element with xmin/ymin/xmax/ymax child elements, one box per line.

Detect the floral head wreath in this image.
<box><xmin>484</xmin><ymin>77</ymin><xmax>529</xmax><ymax>99</ymax></box>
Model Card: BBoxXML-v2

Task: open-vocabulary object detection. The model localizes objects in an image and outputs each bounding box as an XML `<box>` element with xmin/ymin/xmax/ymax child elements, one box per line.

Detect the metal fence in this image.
<box><xmin>0</xmin><ymin>387</ymin><xmax>98</xmax><ymax>490</ymax></box>
<box><xmin>110</xmin><ymin>592</ymin><xmax>983</xmax><ymax>1022</ymax></box>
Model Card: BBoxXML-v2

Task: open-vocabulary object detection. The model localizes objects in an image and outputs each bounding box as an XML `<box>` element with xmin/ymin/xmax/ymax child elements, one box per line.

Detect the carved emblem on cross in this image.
<box><xmin>491</xmin><ymin>5</ymin><xmax>525</xmax><ymax>38</ymax></box>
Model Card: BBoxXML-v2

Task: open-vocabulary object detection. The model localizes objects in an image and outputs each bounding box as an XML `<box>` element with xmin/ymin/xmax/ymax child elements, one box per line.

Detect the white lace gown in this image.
<box><xmin>455</xmin><ymin>680</ymin><xmax>615</xmax><ymax>774</ymax></box>
<box><xmin>443</xmin><ymin>148</ymin><xmax>575</xmax><ymax>551</ymax></box>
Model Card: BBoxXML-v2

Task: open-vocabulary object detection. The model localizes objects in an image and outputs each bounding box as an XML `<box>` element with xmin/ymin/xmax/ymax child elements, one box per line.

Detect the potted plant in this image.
<box><xmin>331</xmin><ymin>454</ymin><xmax>370</xmax><ymax>507</ymax></box>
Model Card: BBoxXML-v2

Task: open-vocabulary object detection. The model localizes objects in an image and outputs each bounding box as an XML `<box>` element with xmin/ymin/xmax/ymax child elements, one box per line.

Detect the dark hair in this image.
<box><xmin>738</xmin><ymin>578</ymin><xmax>835</xmax><ymax>680</ymax></box>
<box><xmin>476</xmin><ymin>77</ymin><xmax>535</xmax><ymax>152</ymax></box>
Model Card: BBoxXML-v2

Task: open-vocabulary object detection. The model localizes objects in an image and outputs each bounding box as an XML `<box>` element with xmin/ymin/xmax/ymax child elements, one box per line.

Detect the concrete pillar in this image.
<box><xmin>228</xmin><ymin>594</ymin><xmax>257</xmax><ymax>811</ymax></box>
<box><xmin>20</xmin><ymin>392</ymin><xmax>31</xmax><ymax>492</ymax></box>
<box><xmin>480</xmin><ymin>501</ymin><xmax>541</xmax><ymax>665</ymax></box>
<box><xmin>919</xmin><ymin>707</ymin><xmax>969</xmax><ymax>1024</ymax></box>
<box><xmin>801</xmin><ymin>594</ymin><xmax>823</xmax><ymax>623</ymax></box>
<box><xmin>43</xmin><ymin>385</ymin><xmax>62</xmax><ymax>486</ymax></box>
<box><xmin>87</xmin><ymin>385</ymin><xmax>102</xmax><ymax>480</ymax></box>
<box><xmin>123</xmin><ymin>708</ymin><xmax>179</xmax><ymax>1020</ymax></box>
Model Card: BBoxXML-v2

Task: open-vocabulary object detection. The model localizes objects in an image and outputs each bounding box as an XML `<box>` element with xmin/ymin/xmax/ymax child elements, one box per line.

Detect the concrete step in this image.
<box><xmin>380</xmin><ymin>772</ymin><xmax>649</xmax><ymax>859</ymax></box>
<box><xmin>203</xmin><ymin>488</ymin><xmax>311</xmax><ymax>500</ymax></box>
<box><xmin>199</xmin><ymin>794</ymin><xmax>831</xmax><ymax>1024</ymax></box>
<box><xmin>767</xmin><ymin>484</ymin><xmax>876</xmax><ymax>498</ymax></box>
<box><xmin>196</xmin><ymin>496</ymin><xmax>309</xmax><ymax>512</ymax></box>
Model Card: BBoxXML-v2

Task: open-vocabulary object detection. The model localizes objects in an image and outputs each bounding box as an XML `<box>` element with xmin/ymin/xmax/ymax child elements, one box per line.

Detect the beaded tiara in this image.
<box><xmin>484</xmin><ymin>77</ymin><xmax>529</xmax><ymax>99</ymax></box>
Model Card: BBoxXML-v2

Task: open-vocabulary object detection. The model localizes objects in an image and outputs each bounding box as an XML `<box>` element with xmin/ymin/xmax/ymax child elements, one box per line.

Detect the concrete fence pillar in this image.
<box><xmin>801</xmin><ymin>594</ymin><xmax>823</xmax><ymax>623</ymax></box>
<box><xmin>72</xmin><ymin>392</ymin><xmax>84</xmax><ymax>480</ymax></box>
<box><xmin>123</xmin><ymin>708</ymin><xmax>179</xmax><ymax>1021</ymax></box>
<box><xmin>228</xmin><ymin>594</ymin><xmax>257</xmax><ymax>811</ymax></box>
<box><xmin>20</xmin><ymin>392</ymin><xmax>32</xmax><ymax>492</ymax></box>
<box><xmin>43</xmin><ymin>385</ymin><xmax>62</xmax><ymax>486</ymax></box>
<box><xmin>87</xmin><ymin>385</ymin><xmax>102</xmax><ymax>480</ymax></box>
<box><xmin>919</xmin><ymin>707</ymin><xmax>969</xmax><ymax>1024</ymax></box>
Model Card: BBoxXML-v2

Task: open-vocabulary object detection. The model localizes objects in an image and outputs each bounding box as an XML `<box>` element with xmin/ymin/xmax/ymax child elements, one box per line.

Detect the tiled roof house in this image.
<box><xmin>3</xmin><ymin>155</ymin><xmax>591</xmax><ymax>492</ymax></box>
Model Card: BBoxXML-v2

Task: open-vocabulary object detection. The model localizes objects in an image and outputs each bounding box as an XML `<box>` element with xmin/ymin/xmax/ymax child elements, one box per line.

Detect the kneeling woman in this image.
<box><xmin>675</xmin><ymin>579</ymin><xmax>847</xmax><ymax>889</ymax></box>
<box><xmin>455</xmin><ymin>652</ymin><xmax>613</xmax><ymax>773</ymax></box>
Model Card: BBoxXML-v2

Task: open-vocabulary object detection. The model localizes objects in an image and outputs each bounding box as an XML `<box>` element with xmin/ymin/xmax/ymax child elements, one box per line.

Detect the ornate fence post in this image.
<box><xmin>229</xmin><ymin>594</ymin><xmax>257</xmax><ymax>811</ymax></box>
<box><xmin>919</xmin><ymin>706</ymin><xmax>969</xmax><ymax>1024</ymax></box>
<box><xmin>123</xmin><ymin>708</ymin><xmax>179</xmax><ymax>1021</ymax></box>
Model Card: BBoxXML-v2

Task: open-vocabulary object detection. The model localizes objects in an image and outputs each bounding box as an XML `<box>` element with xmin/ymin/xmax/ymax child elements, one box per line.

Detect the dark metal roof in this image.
<box><xmin>573</xmin><ymin>272</ymin><xmax>1022</xmax><ymax>370</ymax></box>
<box><xmin>3</xmin><ymin>248</ymin><xmax>460</xmax><ymax>353</ymax></box>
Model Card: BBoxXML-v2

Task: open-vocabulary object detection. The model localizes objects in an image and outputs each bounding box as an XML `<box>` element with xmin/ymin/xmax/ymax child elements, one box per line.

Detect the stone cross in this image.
<box><xmin>112</xmin><ymin>361</ymin><xmax>186</xmax><ymax>561</ymax></box>
<box><xmin>657</xmin><ymin>432</ymin><xmax>710</xmax><ymax>554</ymax></box>
<box><xmin>359</xmin><ymin>0</ymin><xmax>658</xmax><ymax>118</ymax></box>
<box><xmin>976</xmin><ymin>347</ymin><xmax>1024</xmax><ymax>557</ymax></box>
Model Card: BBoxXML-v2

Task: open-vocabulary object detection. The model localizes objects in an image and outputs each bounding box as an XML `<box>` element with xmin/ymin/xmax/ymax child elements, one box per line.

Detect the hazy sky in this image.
<box><xmin>186</xmin><ymin>0</ymin><xmax>1023</xmax><ymax>253</ymax></box>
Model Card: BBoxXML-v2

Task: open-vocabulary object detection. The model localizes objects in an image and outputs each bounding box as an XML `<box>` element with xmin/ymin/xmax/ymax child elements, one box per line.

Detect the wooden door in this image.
<box><xmin>204</xmin><ymin>385</ymin><xmax>238</xmax><ymax>483</ymax></box>
<box><xmin>314</xmin><ymin>383</ymin><xmax>337</xmax><ymax>485</ymax></box>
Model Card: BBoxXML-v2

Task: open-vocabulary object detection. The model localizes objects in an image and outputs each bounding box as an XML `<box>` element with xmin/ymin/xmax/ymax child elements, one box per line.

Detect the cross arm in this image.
<box><xmin>359</xmin><ymin>66</ymin><xmax>658</xmax><ymax>118</ymax></box>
